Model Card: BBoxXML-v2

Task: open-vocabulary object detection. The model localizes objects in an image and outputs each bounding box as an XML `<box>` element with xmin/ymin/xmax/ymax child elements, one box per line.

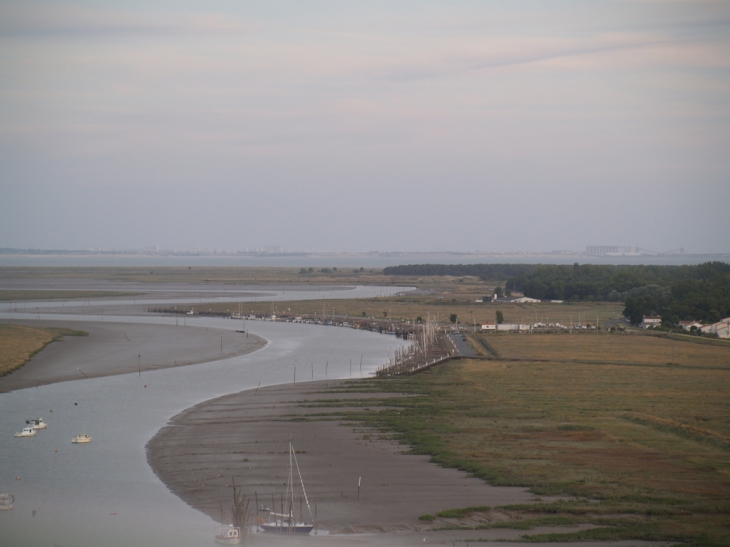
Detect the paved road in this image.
<box><xmin>447</xmin><ymin>332</ymin><xmax>479</xmax><ymax>357</ymax></box>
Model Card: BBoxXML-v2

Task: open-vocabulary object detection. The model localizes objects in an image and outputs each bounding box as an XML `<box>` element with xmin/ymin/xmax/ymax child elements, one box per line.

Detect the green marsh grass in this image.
<box><xmin>324</xmin><ymin>334</ymin><xmax>730</xmax><ymax>544</ymax></box>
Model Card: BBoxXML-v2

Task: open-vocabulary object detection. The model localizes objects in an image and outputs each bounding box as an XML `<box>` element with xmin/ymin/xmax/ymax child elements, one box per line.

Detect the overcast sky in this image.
<box><xmin>1</xmin><ymin>1</ymin><xmax>728</xmax><ymax>254</ymax></box>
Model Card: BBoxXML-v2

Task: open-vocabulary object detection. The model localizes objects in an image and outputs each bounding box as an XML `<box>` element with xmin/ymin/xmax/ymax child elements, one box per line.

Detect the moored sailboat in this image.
<box><xmin>259</xmin><ymin>441</ymin><xmax>314</xmax><ymax>535</ymax></box>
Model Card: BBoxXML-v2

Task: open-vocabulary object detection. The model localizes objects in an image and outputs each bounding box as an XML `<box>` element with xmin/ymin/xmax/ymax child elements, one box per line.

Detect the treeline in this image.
<box><xmin>511</xmin><ymin>262</ymin><xmax>730</xmax><ymax>324</ymax></box>
<box><xmin>622</xmin><ymin>273</ymin><xmax>730</xmax><ymax>325</ymax></box>
<box><xmin>383</xmin><ymin>262</ymin><xmax>730</xmax><ymax>323</ymax></box>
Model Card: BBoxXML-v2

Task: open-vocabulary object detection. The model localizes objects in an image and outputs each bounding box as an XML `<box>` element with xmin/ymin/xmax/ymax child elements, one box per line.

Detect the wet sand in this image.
<box><xmin>0</xmin><ymin>320</ymin><xmax>266</xmax><ymax>392</ymax></box>
<box><xmin>146</xmin><ymin>380</ymin><xmax>557</xmax><ymax>546</ymax></box>
<box><xmin>147</xmin><ymin>381</ymin><xmax>674</xmax><ymax>547</ymax></box>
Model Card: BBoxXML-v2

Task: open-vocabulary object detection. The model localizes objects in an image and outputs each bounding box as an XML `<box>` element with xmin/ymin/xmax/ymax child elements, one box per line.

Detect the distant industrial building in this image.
<box><xmin>586</xmin><ymin>245</ymin><xmax>640</xmax><ymax>256</ymax></box>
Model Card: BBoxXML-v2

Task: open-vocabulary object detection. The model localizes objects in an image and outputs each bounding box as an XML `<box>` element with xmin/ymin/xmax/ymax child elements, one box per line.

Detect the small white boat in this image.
<box><xmin>72</xmin><ymin>433</ymin><xmax>91</xmax><ymax>443</ymax></box>
<box><xmin>214</xmin><ymin>525</ymin><xmax>242</xmax><ymax>545</ymax></box>
<box><xmin>0</xmin><ymin>493</ymin><xmax>14</xmax><ymax>510</ymax></box>
<box><xmin>26</xmin><ymin>418</ymin><xmax>48</xmax><ymax>430</ymax></box>
<box><xmin>14</xmin><ymin>426</ymin><xmax>37</xmax><ymax>438</ymax></box>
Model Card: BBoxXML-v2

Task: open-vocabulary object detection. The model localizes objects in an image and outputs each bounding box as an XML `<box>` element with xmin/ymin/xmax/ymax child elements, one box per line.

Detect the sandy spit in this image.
<box><xmin>0</xmin><ymin>320</ymin><xmax>266</xmax><ymax>392</ymax></box>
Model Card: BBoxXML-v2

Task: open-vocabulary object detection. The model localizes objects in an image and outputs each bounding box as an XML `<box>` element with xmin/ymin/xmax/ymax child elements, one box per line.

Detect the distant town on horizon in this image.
<box><xmin>1</xmin><ymin>246</ymin><xmax>728</xmax><ymax>259</ymax></box>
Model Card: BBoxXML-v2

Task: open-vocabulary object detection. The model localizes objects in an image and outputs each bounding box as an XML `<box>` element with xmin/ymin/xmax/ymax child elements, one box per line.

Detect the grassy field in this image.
<box><xmin>0</xmin><ymin>324</ymin><xmax>88</xmax><ymax>376</ymax></box>
<box><xmin>480</xmin><ymin>332</ymin><xmax>730</xmax><ymax>368</ymax></box>
<box><xmin>181</xmin><ymin>296</ymin><xmax>625</xmax><ymax>328</ymax></box>
<box><xmin>327</xmin><ymin>333</ymin><xmax>730</xmax><ymax>544</ymax></box>
<box><xmin>0</xmin><ymin>290</ymin><xmax>137</xmax><ymax>301</ymax></box>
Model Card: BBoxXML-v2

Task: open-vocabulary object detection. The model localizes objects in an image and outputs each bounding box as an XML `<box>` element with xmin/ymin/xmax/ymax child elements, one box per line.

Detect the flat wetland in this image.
<box><xmin>183</xmin><ymin>293</ymin><xmax>625</xmax><ymax>330</ymax></box>
<box><xmin>0</xmin><ymin>289</ymin><xmax>136</xmax><ymax>301</ymax></box>
<box><xmin>329</xmin><ymin>332</ymin><xmax>730</xmax><ymax>544</ymax></box>
<box><xmin>4</xmin><ymin>266</ymin><xmax>730</xmax><ymax>544</ymax></box>
<box><xmin>481</xmin><ymin>332</ymin><xmax>730</xmax><ymax>368</ymax></box>
<box><xmin>0</xmin><ymin>324</ymin><xmax>87</xmax><ymax>376</ymax></box>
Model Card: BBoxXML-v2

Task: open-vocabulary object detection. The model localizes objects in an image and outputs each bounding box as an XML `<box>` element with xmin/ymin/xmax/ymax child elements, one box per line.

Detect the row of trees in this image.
<box><xmin>383</xmin><ymin>262</ymin><xmax>730</xmax><ymax>323</ymax></box>
<box><xmin>511</xmin><ymin>263</ymin><xmax>730</xmax><ymax>324</ymax></box>
<box><xmin>622</xmin><ymin>275</ymin><xmax>730</xmax><ymax>325</ymax></box>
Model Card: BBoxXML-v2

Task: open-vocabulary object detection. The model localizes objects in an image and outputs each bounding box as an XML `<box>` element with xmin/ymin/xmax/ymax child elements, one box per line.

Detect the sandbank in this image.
<box><xmin>0</xmin><ymin>320</ymin><xmax>266</xmax><ymax>392</ymax></box>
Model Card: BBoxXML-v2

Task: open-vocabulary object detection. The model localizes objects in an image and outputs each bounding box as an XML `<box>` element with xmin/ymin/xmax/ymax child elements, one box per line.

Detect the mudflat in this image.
<box><xmin>0</xmin><ymin>320</ymin><xmax>266</xmax><ymax>392</ymax></box>
<box><xmin>147</xmin><ymin>380</ymin><xmax>550</xmax><ymax>546</ymax></box>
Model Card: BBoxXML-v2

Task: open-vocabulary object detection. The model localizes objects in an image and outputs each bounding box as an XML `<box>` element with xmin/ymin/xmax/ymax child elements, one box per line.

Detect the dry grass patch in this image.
<box><xmin>484</xmin><ymin>333</ymin><xmax>730</xmax><ymax>368</ymax></box>
<box><xmin>334</xmin><ymin>340</ymin><xmax>730</xmax><ymax>543</ymax></box>
<box><xmin>0</xmin><ymin>324</ymin><xmax>87</xmax><ymax>376</ymax></box>
<box><xmin>0</xmin><ymin>290</ymin><xmax>135</xmax><ymax>301</ymax></box>
<box><xmin>185</xmin><ymin>297</ymin><xmax>624</xmax><ymax>329</ymax></box>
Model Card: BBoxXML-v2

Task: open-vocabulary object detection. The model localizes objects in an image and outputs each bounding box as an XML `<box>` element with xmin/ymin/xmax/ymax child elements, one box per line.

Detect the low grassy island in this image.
<box><xmin>0</xmin><ymin>324</ymin><xmax>88</xmax><ymax>377</ymax></box>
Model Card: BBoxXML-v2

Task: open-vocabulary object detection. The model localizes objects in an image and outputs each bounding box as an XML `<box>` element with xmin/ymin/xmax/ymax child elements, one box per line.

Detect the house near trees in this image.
<box><xmin>700</xmin><ymin>318</ymin><xmax>730</xmax><ymax>338</ymax></box>
<box><xmin>492</xmin><ymin>296</ymin><xmax>542</xmax><ymax>304</ymax></box>
<box><xmin>641</xmin><ymin>315</ymin><xmax>662</xmax><ymax>328</ymax></box>
<box><xmin>678</xmin><ymin>320</ymin><xmax>703</xmax><ymax>331</ymax></box>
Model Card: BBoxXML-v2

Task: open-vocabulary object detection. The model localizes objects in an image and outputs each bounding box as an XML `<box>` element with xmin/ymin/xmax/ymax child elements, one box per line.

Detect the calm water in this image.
<box><xmin>0</xmin><ymin>285</ymin><xmax>413</xmax><ymax>312</ymax></box>
<box><xmin>1</xmin><ymin>253</ymin><xmax>726</xmax><ymax>268</ymax></box>
<box><xmin>0</xmin><ymin>313</ymin><xmax>408</xmax><ymax>547</ymax></box>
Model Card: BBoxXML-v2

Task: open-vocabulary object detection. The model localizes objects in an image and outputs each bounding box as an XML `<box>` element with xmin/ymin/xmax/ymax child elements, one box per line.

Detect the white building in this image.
<box><xmin>497</xmin><ymin>323</ymin><xmax>531</xmax><ymax>331</ymax></box>
<box><xmin>481</xmin><ymin>323</ymin><xmax>530</xmax><ymax>332</ymax></box>
<box><xmin>641</xmin><ymin>315</ymin><xmax>662</xmax><ymax>328</ymax></box>
<box><xmin>678</xmin><ymin>320</ymin><xmax>703</xmax><ymax>331</ymax></box>
<box><xmin>700</xmin><ymin>318</ymin><xmax>730</xmax><ymax>338</ymax></box>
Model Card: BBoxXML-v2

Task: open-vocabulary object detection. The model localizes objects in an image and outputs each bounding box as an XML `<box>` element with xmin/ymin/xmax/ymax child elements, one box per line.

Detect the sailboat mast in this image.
<box><xmin>291</xmin><ymin>442</ymin><xmax>314</xmax><ymax>522</ymax></box>
<box><xmin>289</xmin><ymin>441</ymin><xmax>294</xmax><ymax>525</ymax></box>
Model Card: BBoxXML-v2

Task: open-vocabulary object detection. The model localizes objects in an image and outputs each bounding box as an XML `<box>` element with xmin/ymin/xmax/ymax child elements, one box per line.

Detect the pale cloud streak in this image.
<box><xmin>0</xmin><ymin>1</ymin><xmax>728</xmax><ymax>253</ymax></box>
